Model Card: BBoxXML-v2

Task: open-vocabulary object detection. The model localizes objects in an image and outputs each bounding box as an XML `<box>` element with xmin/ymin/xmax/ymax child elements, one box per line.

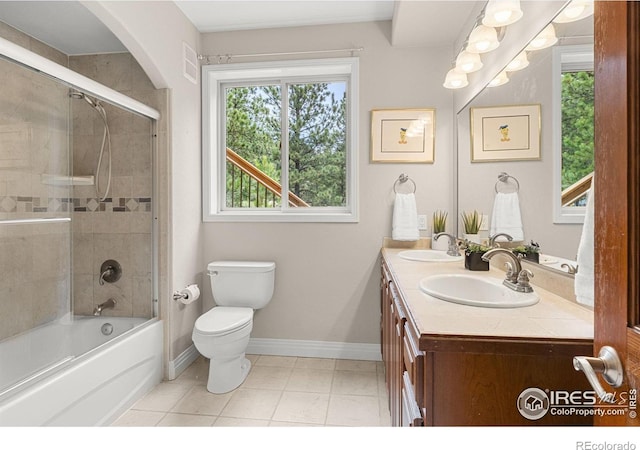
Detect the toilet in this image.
<box><xmin>192</xmin><ymin>260</ymin><xmax>275</xmax><ymax>394</ymax></box>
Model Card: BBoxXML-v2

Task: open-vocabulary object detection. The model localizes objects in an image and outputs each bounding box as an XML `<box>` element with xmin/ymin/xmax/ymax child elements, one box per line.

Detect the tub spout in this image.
<box><xmin>93</xmin><ymin>298</ymin><xmax>117</xmax><ymax>316</ymax></box>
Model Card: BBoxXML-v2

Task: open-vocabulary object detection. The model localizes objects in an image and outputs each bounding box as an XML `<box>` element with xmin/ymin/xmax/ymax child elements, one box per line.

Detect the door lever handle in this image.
<box><xmin>573</xmin><ymin>346</ymin><xmax>623</xmax><ymax>404</ymax></box>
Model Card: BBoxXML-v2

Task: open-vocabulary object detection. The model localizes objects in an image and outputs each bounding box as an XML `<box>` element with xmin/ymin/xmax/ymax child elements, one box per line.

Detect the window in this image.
<box><xmin>202</xmin><ymin>58</ymin><xmax>359</xmax><ymax>222</ymax></box>
<box><xmin>552</xmin><ymin>44</ymin><xmax>594</xmax><ymax>224</ymax></box>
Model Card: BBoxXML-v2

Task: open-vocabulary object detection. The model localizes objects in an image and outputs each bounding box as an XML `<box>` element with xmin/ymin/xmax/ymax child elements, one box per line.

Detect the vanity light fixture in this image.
<box><xmin>553</xmin><ymin>0</ymin><xmax>594</xmax><ymax>23</ymax></box>
<box><xmin>455</xmin><ymin>51</ymin><xmax>483</xmax><ymax>73</ymax></box>
<box><xmin>466</xmin><ymin>24</ymin><xmax>501</xmax><ymax>54</ymax></box>
<box><xmin>488</xmin><ymin>70</ymin><xmax>509</xmax><ymax>87</ymax></box>
<box><xmin>505</xmin><ymin>50</ymin><xmax>529</xmax><ymax>72</ymax></box>
<box><xmin>443</xmin><ymin>68</ymin><xmax>469</xmax><ymax>89</ymax></box>
<box><xmin>482</xmin><ymin>0</ymin><xmax>523</xmax><ymax>27</ymax></box>
<box><xmin>525</xmin><ymin>24</ymin><xmax>558</xmax><ymax>51</ymax></box>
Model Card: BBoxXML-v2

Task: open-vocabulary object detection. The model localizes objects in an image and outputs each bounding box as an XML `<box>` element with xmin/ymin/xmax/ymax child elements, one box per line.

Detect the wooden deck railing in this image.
<box><xmin>226</xmin><ymin>148</ymin><xmax>309</xmax><ymax>208</ymax></box>
<box><xmin>561</xmin><ymin>172</ymin><xmax>593</xmax><ymax>207</ymax></box>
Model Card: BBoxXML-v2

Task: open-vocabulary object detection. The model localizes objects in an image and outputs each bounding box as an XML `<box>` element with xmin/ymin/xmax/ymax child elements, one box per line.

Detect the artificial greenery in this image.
<box><xmin>460</xmin><ymin>210</ymin><xmax>482</xmax><ymax>234</ymax></box>
<box><xmin>432</xmin><ymin>210</ymin><xmax>448</xmax><ymax>234</ymax></box>
<box><xmin>513</xmin><ymin>241</ymin><xmax>541</xmax><ymax>254</ymax></box>
<box><xmin>460</xmin><ymin>240</ymin><xmax>490</xmax><ymax>254</ymax></box>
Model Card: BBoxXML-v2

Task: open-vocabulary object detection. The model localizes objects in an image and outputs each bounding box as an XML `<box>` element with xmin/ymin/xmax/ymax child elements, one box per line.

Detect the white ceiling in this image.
<box><xmin>0</xmin><ymin>1</ymin><xmax>480</xmax><ymax>56</ymax></box>
<box><xmin>176</xmin><ymin>0</ymin><xmax>396</xmax><ymax>33</ymax></box>
<box><xmin>0</xmin><ymin>1</ymin><xmax>127</xmax><ymax>55</ymax></box>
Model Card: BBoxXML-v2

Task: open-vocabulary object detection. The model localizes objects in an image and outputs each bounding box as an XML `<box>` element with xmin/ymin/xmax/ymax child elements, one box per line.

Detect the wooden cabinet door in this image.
<box><xmin>590</xmin><ymin>0</ymin><xmax>640</xmax><ymax>426</ymax></box>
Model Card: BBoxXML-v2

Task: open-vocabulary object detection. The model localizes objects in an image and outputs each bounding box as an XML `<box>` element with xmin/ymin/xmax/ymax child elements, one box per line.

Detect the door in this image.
<box><xmin>590</xmin><ymin>0</ymin><xmax>640</xmax><ymax>426</ymax></box>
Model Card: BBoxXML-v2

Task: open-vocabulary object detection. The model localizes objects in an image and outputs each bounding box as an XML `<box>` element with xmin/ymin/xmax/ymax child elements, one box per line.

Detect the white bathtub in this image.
<box><xmin>0</xmin><ymin>316</ymin><xmax>163</xmax><ymax>426</ymax></box>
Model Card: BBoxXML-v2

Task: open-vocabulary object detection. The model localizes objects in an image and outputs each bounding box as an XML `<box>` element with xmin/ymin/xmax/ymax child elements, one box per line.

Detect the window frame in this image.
<box><xmin>202</xmin><ymin>58</ymin><xmax>359</xmax><ymax>223</ymax></box>
<box><xmin>552</xmin><ymin>44</ymin><xmax>594</xmax><ymax>224</ymax></box>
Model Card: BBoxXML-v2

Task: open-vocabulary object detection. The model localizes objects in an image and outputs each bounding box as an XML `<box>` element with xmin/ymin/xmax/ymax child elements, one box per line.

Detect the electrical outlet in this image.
<box><xmin>417</xmin><ymin>215</ymin><xmax>427</xmax><ymax>230</ymax></box>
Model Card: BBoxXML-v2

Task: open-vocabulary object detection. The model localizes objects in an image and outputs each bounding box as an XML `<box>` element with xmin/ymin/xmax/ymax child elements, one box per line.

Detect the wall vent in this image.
<box><xmin>183</xmin><ymin>42</ymin><xmax>198</xmax><ymax>84</ymax></box>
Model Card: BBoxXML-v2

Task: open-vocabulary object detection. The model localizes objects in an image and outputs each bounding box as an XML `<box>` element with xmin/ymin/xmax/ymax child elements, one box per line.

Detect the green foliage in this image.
<box><xmin>461</xmin><ymin>240</ymin><xmax>490</xmax><ymax>254</ymax></box>
<box><xmin>432</xmin><ymin>210</ymin><xmax>448</xmax><ymax>234</ymax></box>
<box><xmin>513</xmin><ymin>241</ymin><xmax>540</xmax><ymax>254</ymax></box>
<box><xmin>561</xmin><ymin>71</ymin><xmax>594</xmax><ymax>190</ymax></box>
<box><xmin>461</xmin><ymin>210</ymin><xmax>482</xmax><ymax>234</ymax></box>
<box><xmin>225</xmin><ymin>82</ymin><xmax>347</xmax><ymax>208</ymax></box>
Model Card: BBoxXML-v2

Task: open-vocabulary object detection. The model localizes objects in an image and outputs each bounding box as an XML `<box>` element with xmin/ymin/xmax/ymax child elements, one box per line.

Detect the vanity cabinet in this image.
<box><xmin>381</xmin><ymin>256</ymin><xmax>594</xmax><ymax>426</ymax></box>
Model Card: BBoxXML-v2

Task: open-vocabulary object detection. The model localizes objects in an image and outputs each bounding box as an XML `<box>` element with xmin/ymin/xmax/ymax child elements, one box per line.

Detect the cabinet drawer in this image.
<box><xmin>403</xmin><ymin>322</ymin><xmax>425</xmax><ymax>409</ymax></box>
<box><xmin>401</xmin><ymin>371</ymin><xmax>423</xmax><ymax>427</ymax></box>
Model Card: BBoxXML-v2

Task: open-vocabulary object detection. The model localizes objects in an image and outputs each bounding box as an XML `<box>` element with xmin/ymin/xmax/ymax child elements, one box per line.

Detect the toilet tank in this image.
<box><xmin>207</xmin><ymin>261</ymin><xmax>276</xmax><ymax>309</ymax></box>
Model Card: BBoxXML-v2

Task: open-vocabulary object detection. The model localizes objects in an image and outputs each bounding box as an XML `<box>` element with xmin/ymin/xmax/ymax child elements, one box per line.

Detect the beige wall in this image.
<box><xmin>200</xmin><ymin>22</ymin><xmax>455</xmax><ymax>345</ymax></box>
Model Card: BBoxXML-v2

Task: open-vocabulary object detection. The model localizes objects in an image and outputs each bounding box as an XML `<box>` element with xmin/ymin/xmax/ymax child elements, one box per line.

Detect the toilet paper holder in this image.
<box><xmin>172</xmin><ymin>291</ymin><xmax>188</xmax><ymax>301</ymax></box>
<box><xmin>173</xmin><ymin>284</ymin><xmax>200</xmax><ymax>303</ymax></box>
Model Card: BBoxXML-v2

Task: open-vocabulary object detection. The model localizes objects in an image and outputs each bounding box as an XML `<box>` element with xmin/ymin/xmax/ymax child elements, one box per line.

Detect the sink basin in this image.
<box><xmin>419</xmin><ymin>274</ymin><xmax>539</xmax><ymax>308</ymax></box>
<box><xmin>398</xmin><ymin>249</ymin><xmax>464</xmax><ymax>263</ymax></box>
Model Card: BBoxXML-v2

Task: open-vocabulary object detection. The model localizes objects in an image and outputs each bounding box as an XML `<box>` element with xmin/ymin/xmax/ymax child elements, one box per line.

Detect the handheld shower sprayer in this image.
<box><xmin>69</xmin><ymin>89</ymin><xmax>112</xmax><ymax>201</ymax></box>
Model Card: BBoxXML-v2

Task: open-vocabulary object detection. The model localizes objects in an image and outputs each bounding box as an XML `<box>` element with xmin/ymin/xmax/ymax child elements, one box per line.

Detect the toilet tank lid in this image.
<box><xmin>207</xmin><ymin>261</ymin><xmax>275</xmax><ymax>274</ymax></box>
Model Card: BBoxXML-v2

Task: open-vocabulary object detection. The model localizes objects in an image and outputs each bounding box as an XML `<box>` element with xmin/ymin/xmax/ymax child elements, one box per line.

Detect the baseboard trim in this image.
<box><xmin>167</xmin><ymin>344</ymin><xmax>199</xmax><ymax>380</ymax></box>
<box><xmin>247</xmin><ymin>338</ymin><xmax>381</xmax><ymax>361</ymax></box>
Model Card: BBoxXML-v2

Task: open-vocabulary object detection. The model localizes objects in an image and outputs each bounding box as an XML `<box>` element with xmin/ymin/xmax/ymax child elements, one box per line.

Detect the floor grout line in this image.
<box><xmin>113</xmin><ymin>355</ymin><xmax>390</xmax><ymax>427</ymax></box>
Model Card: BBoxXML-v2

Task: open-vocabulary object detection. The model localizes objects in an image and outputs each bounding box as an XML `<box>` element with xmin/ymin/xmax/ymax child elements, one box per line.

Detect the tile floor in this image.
<box><xmin>112</xmin><ymin>354</ymin><xmax>391</xmax><ymax>427</ymax></box>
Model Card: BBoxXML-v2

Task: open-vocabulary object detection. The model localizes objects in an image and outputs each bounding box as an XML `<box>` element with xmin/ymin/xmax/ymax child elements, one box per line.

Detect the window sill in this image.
<box><xmin>203</xmin><ymin>211</ymin><xmax>359</xmax><ymax>223</ymax></box>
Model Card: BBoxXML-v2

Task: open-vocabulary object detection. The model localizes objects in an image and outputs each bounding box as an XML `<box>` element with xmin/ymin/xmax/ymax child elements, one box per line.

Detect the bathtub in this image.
<box><xmin>0</xmin><ymin>316</ymin><xmax>162</xmax><ymax>426</ymax></box>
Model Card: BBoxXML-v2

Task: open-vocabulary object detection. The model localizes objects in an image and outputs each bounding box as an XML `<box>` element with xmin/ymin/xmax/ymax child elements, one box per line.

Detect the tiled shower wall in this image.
<box><xmin>0</xmin><ymin>21</ymin><xmax>168</xmax><ymax>341</ymax></box>
<box><xmin>69</xmin><ymin>53</ymin><xmax>166</xmax><ymax>319</ymax></box>
<box><xmin>0</xmin><ymin>23</ymin><xmax>72</xmax><ymax>341</ymax></box>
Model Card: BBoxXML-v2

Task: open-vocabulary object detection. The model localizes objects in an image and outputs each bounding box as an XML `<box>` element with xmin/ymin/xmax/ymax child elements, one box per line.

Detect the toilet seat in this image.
<box><xmin>194</xmin><ymin>306</ymin><xmax>253</xmax><ymax>337</ymax></box>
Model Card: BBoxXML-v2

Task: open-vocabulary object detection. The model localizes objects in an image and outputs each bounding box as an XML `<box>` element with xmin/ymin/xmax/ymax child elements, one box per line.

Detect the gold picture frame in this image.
<box><xmin>371</xmin><ymin>108</ymin><xmax>435</xmax><ymax>163</ymax></box>
<box><xmin>470</xmin><ymin>104</ymin><xmax>541</xmax><ymax>162</ymax></box>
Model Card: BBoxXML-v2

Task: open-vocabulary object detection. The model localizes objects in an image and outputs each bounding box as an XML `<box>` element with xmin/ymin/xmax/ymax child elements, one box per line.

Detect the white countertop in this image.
<box><xmin>382</xmin><ymin>248</ymin><xmax>594</xmax><ymax>341</ymax></box>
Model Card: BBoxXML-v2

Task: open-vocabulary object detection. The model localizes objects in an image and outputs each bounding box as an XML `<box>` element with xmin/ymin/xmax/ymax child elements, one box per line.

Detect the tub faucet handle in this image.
<box><xmin>99</xmin><ymin>259</ymin><xmax>122</xmax><ymax>286</ymax></box>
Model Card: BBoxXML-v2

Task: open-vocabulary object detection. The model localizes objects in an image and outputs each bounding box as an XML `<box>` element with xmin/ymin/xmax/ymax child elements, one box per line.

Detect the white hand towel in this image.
<box><xmin>575</xmin><ymin>186</ymin><xmax>594</xmax><ymax>307</ymax></box>
<box><xmin>392</xmin><ymin>193</ymin><xmax>419</xmax><ymax>241</ymax></box>
<box><xmin>490</xmin><ymin>191</ymin><xmax>524</xmax><ymax>241</ymax></box>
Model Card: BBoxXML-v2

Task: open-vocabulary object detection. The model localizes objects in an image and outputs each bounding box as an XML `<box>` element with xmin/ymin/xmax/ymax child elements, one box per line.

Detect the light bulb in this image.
<box><xmin>443</xmin><ymin>69</ymin><xmax>468</xmax><ymax>89</ymax></box>
<box><xmin>455</xmin><ymin>51</ymin><xmax>483</xmax><ymax>73</ymax></box>
<box><xmin>466</xmin><ymin>25</ymin><xmax>500</xmax><ymax>54</ymax></box>
<box><xmin>483</xmin><ymin>0</ymin><xmax>524</xmax><ymax>27</ymax></box>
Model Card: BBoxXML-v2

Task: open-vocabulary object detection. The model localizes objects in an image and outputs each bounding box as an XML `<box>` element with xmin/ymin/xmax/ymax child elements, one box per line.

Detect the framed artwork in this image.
<box><xmin>371</xmin><ymin>108</ymin><xmax>435</xmax><ymax>163</ymax></box>
<box><xmin>470</xmin><ymin>104</ymin><xmax>541</xmax><ymax>162</ymax></box>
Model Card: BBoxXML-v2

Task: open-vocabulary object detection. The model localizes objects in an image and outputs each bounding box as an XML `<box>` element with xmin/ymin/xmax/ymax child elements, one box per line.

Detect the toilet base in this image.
<box><xmin>205</xmin><ymin>354</ymin><xmax>251</xmax><ymax>394</ymax></box>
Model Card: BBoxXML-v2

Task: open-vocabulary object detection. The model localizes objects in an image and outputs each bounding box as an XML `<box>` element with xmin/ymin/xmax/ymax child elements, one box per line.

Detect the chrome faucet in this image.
<box><xmin>481</xmin><ymin>248</ymin><xmax>534</xmax><ymax>293</ymax></box>
<box><xmin>488</xmin><ymin>232</ymin><xmax>513</xmax><ymax>247</ymax></box>
<box><xmin>93</xmin><ymin>298</ymin><xmax>117</xmax><ymax>316</ymax></box>
<box><xmin>433</xmin><ymin>232</ymin><xmax>460</xmax><ymax>257</ymax></box>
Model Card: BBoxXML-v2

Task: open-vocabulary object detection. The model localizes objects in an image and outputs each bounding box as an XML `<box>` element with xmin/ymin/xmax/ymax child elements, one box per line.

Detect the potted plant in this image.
<box><xmin>513</xmin><ymin>241</ymin><xmax>541</xmax><ymax>264</ymax></box>
<box><xmin>461</xmin><ymin>210</ymin><xmax>482</xmax><ymax>243</ymax></box>
<box><xmin>462</xmin><ymin>240</ymin><xmax>491</xmax><ymax>271</ymax></box>
<box><xmin>431</xmin><ymin>210</ymin><xmax>449</xmax><ymax>251</ymax></box>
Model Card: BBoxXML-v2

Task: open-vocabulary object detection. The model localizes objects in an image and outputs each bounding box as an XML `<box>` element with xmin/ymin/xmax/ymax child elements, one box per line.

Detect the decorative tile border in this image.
<box><xmin>0</xmin><ymin>196</ymin><xmax>151</xmax><ymax>213</ymax></box>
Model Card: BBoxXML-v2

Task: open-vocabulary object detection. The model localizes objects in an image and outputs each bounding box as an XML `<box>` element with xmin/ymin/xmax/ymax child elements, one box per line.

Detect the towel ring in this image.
<box><xmin>394</xmin><ymin>173</ymin><xmax>416</xmax><ymax>194</ymax></box>
<box><xmin>495</xmin><ymin>172</ymin><xmax>520</xmax><ymax>193</ymax></box>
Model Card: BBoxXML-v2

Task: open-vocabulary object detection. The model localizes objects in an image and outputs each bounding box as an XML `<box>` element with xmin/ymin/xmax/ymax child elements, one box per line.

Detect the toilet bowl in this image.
<box><xmin>192</xmin><ymin>261</ymin><xmax>275</xmax><ymax>394</ymax></box>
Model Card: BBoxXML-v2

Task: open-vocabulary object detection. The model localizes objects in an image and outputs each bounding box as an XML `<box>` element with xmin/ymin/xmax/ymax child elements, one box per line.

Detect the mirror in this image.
<box><xmin>455</xmin><ymin>5</ymin><xmax>593</xmax><ymax>275</ymax></box>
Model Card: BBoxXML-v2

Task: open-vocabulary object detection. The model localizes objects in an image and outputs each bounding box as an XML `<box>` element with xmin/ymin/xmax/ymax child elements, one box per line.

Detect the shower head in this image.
<box><xmin>69</xmin><ymin>90</ymin><xmax>98</xmax><ymax>108</ymax></box>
